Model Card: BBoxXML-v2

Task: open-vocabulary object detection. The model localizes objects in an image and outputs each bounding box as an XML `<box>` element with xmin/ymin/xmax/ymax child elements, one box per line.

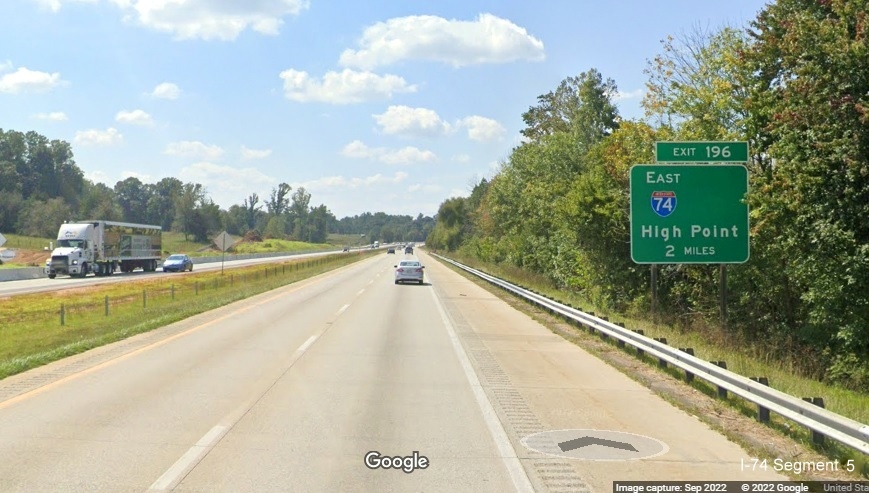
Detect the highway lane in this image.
<box><xmin>0</xmin><ymin>248</ymin><xmax>359</xmax><ymax>298</ymax></box>
<box><xmin>0</xmin><ymin>249</ymin><xmax>788</xmax><ymax>492</ymax></box>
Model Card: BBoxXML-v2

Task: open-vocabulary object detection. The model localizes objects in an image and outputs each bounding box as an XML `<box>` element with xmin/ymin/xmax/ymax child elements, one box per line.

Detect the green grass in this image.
<box><xmin>435</xmin><ymin>251</ymin><xmax>869</xmax><ymax>477</ymax></box>
<box><xmin>161</xmin><ymin>231</ymin><xmax>211</xmax><ymax>256</ymax></box>
<box><xmin>230</xmin><ymin>238</ymin><xmax>332</xmax><ymax>254</ymax></box>
<box><xmin>0</xmin><ymin>250</ymin><xmax>378</xmax><ymax>380</ymax></box>
<box><xmin>0</xmin><ymin>233</ymin><xmax>53</xmax><ymax>250</ymax></box>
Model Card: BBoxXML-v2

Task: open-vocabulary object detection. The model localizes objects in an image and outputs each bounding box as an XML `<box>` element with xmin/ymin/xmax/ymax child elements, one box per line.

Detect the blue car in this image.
<box><xmin>162</xmin><ymin>254</ymin><xmax>193</xmax><ymax>272</ymax></box>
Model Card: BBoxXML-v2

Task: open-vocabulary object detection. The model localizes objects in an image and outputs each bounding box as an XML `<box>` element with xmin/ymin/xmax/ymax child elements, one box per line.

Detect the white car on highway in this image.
<box><xmin>394</xmin><ymin>260</ymin><xmax>424</xmax><ymax>285</ymax></box>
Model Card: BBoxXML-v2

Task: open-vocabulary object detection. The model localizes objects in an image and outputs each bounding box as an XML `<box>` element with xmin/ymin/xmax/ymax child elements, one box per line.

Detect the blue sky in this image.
<box><xmin>1</xmin><ymin>0</ymin><xmax>768</xmax><ymax>218</ymax></box>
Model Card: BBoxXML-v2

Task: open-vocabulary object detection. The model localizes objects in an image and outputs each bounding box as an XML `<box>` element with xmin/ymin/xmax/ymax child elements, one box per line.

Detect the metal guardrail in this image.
<box><xmin>432</xmin><ymin>253</ymin><xmax>869</xmax><ymax>456</ymax></box>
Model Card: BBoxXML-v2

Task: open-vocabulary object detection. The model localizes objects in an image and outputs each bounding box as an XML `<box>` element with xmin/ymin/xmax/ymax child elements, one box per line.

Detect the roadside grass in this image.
<box><xmin>0</xmin><ymin>250</ymin><xmax>376</xmax><ymax>380</ymax></box>
<box><xmin>161</xmin><ymin>231</ymin><xmax>210</xmax><ymax>256</ymax></box>
<box><xmin>0</xmin><ymin>233</ymin><xmax>53</xmax><ymax>250</ymax></box>
<box><xmin>327</xmin><ymin>233</ymin><xmax>367</xmax><ymax>247</ymax></box>
<box><xmin>230</xmin><ymin>238</ymin><xmax>332</xmax><ymax>254</ymax></box>
<box><xmin>437</xmin><ymin>251</ymin><xmax>869</xmax><ymax>477</ymax></box>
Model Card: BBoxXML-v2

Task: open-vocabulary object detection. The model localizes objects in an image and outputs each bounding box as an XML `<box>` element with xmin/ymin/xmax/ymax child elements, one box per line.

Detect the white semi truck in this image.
<box><xmin>47</xmin><ymin>220</ymin><xmax>162</xmax><ymax>278</ymax></box>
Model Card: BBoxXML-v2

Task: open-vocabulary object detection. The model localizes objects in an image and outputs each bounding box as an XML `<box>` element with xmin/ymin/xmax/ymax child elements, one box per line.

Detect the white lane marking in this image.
<box><xmin>367</xmin><ymin>280</ymin><xmax>374</xmax><ymax>286</ymax></box>
<box><xmin>357</xmin><ymin>289</ymin><xmax>365</xmax><ymax>296</ymax></box>
<box><xmin>298</xmin><ymin>335</ymin><xmax>318</xmax><ymax>353</ymax></box>
<box><xmin>429</xmin><ymin>288</ymin><xmax>534</xmax><ymax>493</ymax></box>
<box><xmin>337</xmin><ymin>303</ymin><xmax>350</xmax><ymax>316</ymax></box>
<box><xmin>149</xmin><ymin>425</ymin><xmax>228</xmax><ymax>491</ymax></box>
<box><xmin>150</xmin><ymin>332</ymin><xmax>321</xmax><ymax>490</ymax></box>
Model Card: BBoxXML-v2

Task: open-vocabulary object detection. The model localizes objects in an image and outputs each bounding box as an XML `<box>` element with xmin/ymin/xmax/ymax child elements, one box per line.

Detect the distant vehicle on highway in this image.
<box><xmin>162</xmin><ymin>254</ymin><xmax>193</xmax><ymax>272</ymax></box>
<box><xmin>394</xmin><ymin>260</ymin><xmax>424</xmax><ymax>285</ymax></box>
<box><xmin>404</xmin><ymin>246</ymin><xmax>413</xmax><ymax>254</ymax></box>
<box><xmin>387</xmin><ymin>247</ymin><xmax>395</xmax><ymax>254</ymax></box>
<box><xmin>342</xmin><ymin>246</ymin><xmax>350</xmax><ymax>252</ymax></box>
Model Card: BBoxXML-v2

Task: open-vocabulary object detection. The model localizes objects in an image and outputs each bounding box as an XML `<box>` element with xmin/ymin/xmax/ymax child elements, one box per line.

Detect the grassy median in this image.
<box><xmin>0</xmin><ymin>251</ymin><xmax>376</xmax><ymax>380</ymax></box>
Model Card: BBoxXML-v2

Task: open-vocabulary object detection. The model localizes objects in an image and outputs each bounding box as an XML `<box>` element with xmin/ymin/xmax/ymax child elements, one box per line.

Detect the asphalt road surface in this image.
<box><xmin>0</xmin><ymin>250</ymin><xmax>787</xmax><ymax>492</ymax></box>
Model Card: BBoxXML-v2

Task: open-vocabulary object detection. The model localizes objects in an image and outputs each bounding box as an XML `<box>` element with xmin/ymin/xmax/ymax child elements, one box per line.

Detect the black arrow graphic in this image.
<box><xmin>557</xmin><ymin>436</ymin><xmax>639</xmax><ymax>453</ymax></box>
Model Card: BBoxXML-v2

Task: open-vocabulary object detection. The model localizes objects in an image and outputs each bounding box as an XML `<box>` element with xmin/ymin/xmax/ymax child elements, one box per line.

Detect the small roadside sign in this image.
<box><xmin>214</xmin><ymin>231</ymin><xmax>234</xmax><ymax>252</ymax></box>
<box><xmin>213</xmin><ymin>231</ymin><xmax>234</xmax><ymax>275</ymax></box>
<box><xmin>0</xmin><ymin>233</ymin><xmax>6</xmax><ymax>248</ymax></box>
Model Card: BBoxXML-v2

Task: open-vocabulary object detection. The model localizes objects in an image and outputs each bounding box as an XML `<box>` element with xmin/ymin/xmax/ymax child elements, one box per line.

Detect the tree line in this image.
<box><xmin>0</xmin><ymin>128</ymin><xmax>433</xmax><ymax>245</ymax></box>
<box><xmin>427</xmin><ymin>0</ymin><xmax>869</xmax><ymax>390</ymax></box>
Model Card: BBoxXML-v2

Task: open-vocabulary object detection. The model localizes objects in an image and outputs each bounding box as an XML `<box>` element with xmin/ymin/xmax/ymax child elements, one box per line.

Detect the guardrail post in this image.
<box><xmin>654</xmin><ymin>338</ymin><xmax>668</xmax><ymax>368</ymax></box>
<box><xmin>616</xmin><ymin>323</ymin><xmax>626</xmax><ymax>348</ymax></box>
<box><xmin>803</xmin><ymin>397</ymin><xmax>826</xmax><ymax>445</ymax></box>
<box><xmin>751</xmin><ymin>377</ymin><xmax>770</xmax><ymax>422</ymax></box>
<box><xmin>633</xmin><ymin>330</ymin><xmax>644</xmax><ymax>357</ymax></box>
<box><xmin>681</xmin><ymin>348</ymin><xmax>695</xmax><ymax>382</ymax></box>
<box><xmin>712</xmin><ymin>361</ymin><xmax>728</xmax><ymax>397</ymax></box>
<box><xmin>105</xmin><ymin>295</ymin><xmax>109</xmax><ymax>316</ymax></box>
<box><xmin>60</xmin><ymin>303</ymin><xmax>65</xmax><ymax>326</ymax></box>
<box><xmin>599</xmin><ymin>317</ymin><xmax>610</xmax><ymax>341</ymax></box>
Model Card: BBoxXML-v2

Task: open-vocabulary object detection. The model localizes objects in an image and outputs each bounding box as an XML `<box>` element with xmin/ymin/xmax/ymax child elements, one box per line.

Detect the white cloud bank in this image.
<box><xmin>341</xmin><ymin>140</ymin><xmax>437</xmax><ymax>165</ymax></box>
<box><xmin>280</xmin><ymin>69</ymin><xmax>416</xmax><ymax>104</ymax></box>
<box><xmin>339</xmin><ymin>13</ymin><xmax>545</xmax><ymax>70</ymax></box>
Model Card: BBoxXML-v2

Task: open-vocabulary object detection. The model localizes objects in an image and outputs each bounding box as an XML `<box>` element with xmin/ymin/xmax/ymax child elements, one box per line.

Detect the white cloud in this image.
<box><xmin>102</xmin><ymin>0</ymin><xmax>310</xmax><ymax>41</ymax></box>
<box><xmin>339</xmin><ymin>13</ymin><xmax>545</xmax><ymax>70</ymax></box>
<box><xmin>451</xmin><ymin>154</ymin><xmax>471</xmax><ymax>163</ymax></box>
<box><xmin>241</xmin><ymin>145</ymin><xmax>272</xmax><ymax>160</ymax></box>
<box><xmin>408</xmin><ymin>183</ymin><xmax>442</xmax><ymax>193</ymax></box>
<box><xmin>165</xmin><ymin>140</ymin><xmax>224</xmax><ymax>160</ymax></box>
<box><xmin>149</xmin><ymin>82</ymin><xmax>181</xmax><ymax>99</ymax></box>
<box><xmin>179</xmin><ymin>161</ymin><xmax>275</xmax><ymax>209</ymax></box>
<box><xmin>303</xmin><ymin>172</ymin><xmax>409</xmax><ymax>190</ymax></box>
<box><xmin>32</xmin><ymin>111</ymin><xmax>68</xmax><ymax>121</ymax></box>
<box><xmin>74</xmin><ymin>127</ymin><xmax>123</xmax><ymax>146</ymax></box>
<box><xmin>0</xmin><ymin>66</ymin><xmax>65</xmax><ymax>94</ymax></box>
<box><xmin>341</xmin><ymin>140</ymin><xmax>436</xmax><ymax>165</ymax></box>
<box><xmin>614</xmin><ymin>88</ymin><xmax>645</xmax><ymax>101</ymax></box>
<box><xmin>84</xmin><ymin>169</ymin><xmax>111</xmax><ymax>184</ymax></box>
<box><xmin>372</xmin><ymin>105</ymin><xmax>452</xmax><ymax>137</ymax></box>
<box><xmin>32</xmin><ymin>0</ymin><xmax>96</xmax><ymax>13</ymax></box>
<box><xmin>458</xmin><ymin>115</ymin><xmax>506</xmax><ymax>142</ymax></box>
<box><xmin>279</xmin><ymin>68</ymin><xmax>416</xmax><ymax>104</ymax></box>
<box><xmin>115</xmin><ymin>109</ymin><xmax>154</xmax><ymax>126</ymax></box>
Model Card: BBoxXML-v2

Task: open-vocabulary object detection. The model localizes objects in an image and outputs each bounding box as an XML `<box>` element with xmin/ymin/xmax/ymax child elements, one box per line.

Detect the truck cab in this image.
<box><xmin>48</xmin><ymin>223</ymin><xmax>95</xmax><ymax>278</ymax></box>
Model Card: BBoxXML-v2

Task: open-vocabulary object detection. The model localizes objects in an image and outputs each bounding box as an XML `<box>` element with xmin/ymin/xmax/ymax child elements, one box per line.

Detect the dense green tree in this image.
<box><xmin>114</xmin><ymin>177</ymin><xmax>150</xmax><ymax>224</ymax></box>
<box><xmin>289</xmin><ymin>187</ymin><xmax>311</xmax><ymax>240</ymax></box>
<box><xmin>173</xmin><ymin>183</ymin><xmax>206</xmax><ymax>241</ymax></box>
<box><xmin>80</xmin><ymin>181</ymin><xmax>122</xmax><ymax>221</ymax></box>
<box><xmin>742</xmin><ymin>0</ymin><xmax>869</xmax><ymax>386</ymax></box>
<box><xmin>16</xmin><ymin>198</ymin><xmax>72</xmax><ymax>238</ymax></box>
<box><xmin>263</xmin><ymin>215</ymin><xmax>287</xmax><ymax>239</ymax></box>
<box><xmin>146</xmin><ymin>178</ymin><xmax>183</xmax><ymax>230</ymax></box>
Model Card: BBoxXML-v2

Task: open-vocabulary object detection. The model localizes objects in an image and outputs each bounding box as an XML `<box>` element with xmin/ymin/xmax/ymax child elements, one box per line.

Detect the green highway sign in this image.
<box><xmin>656</xmin><ymin>141</ymin><xmax>748</xmax><ymax>163</ymax></box>
<box><xmin>630</xmin><ymin>164</ymin><xmax>749</xmax><ymax>264</ymax></box>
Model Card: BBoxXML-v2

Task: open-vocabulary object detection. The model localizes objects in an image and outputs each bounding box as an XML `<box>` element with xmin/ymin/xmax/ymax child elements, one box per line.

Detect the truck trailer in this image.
<box><xmin>48</xmin><ymin>220</ymin><xmax>162</xmax><ymax>278</ymax></box>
